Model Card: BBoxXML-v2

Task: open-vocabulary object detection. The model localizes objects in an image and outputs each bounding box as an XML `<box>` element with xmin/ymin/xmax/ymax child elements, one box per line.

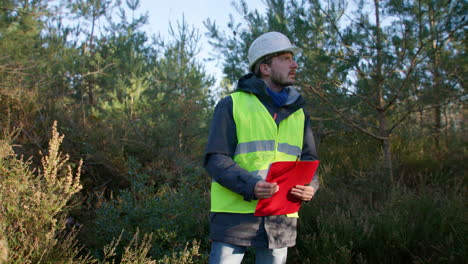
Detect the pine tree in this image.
<box><xmin>205</xmin><ymin>0</ymin><xmax>467</xmax><ymax>180</ymax></box>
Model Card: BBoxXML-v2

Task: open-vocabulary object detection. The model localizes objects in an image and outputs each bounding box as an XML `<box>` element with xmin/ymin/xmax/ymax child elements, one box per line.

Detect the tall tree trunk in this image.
<box><xmin>374</xmin><ymin>0</ymin><xmax>393</xmax><ymax>180</ymax></box>
<box><xmin>429</xmin><ymin>2</ymin><xmax>443</xmax><ymax>156</ymax></box>
<box><xmin>87</xmin><ymin>8</ymin><xmax>97</xmax><ymax>106</ymax></box>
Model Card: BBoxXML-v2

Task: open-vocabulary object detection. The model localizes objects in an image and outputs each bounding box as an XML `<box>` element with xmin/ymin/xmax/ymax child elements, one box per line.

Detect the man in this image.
<box><xmin>204</xmin><ymin>31</ymin><xmax>319</xmax><ymax>264</ymax></box>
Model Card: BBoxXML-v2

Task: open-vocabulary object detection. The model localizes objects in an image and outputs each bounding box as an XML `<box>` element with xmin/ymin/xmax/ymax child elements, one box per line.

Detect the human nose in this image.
<box><xmin>291</xmin><ymin>60</ymin><xmax>298</xmax><ymax>69</ymax></box>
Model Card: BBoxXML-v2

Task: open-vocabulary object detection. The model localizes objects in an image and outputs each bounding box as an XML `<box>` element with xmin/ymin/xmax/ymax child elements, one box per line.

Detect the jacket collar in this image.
<box><xmin>235</xmin><ymin>73</ymin><xmax>304</xmax><ymax>109</ymax></box>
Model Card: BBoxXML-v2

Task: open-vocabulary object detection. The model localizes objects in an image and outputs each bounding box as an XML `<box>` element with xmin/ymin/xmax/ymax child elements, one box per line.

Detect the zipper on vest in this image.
<box><xmin>274</xmin><ymin>112</ymin><xmax>279</xmax><ymax>159</ymax></box>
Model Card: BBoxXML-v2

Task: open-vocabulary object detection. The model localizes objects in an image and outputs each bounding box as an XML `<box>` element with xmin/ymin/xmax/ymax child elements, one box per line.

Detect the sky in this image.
<box><xmin>136</xmin><ymin>0</ymin><xmax>267</xmax><ymax>84</ymax></box>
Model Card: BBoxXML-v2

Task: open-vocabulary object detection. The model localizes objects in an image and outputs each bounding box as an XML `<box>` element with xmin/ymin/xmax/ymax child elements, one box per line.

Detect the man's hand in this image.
<box><xmin>254</xmin><ymin>181</ymin><xmax>279</xmax><ymax>199</ymax></box>
<box><xmin>290</xmin><ymin>185</ymin><xmax>316</xmax><ymax>201</ymax></box>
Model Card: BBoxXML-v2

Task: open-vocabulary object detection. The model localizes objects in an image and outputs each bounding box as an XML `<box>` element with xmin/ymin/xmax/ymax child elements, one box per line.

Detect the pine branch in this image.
<box><xmin>303</xmin><ymin>84</ymin><xmax>387</xmax><ymax>140</ymax></box>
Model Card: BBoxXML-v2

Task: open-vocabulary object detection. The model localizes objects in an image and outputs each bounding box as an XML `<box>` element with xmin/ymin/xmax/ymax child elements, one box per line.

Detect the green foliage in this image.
<box><xmin>150</xmin><ymin>20</ymin><xmax>215</xmax><ymax>156</ymax></box>
<box><xmin>288</xmin><ymin>128</ymin><xmax>467</xmax><ymax>263</ymax></box>
<box><xmin>292</xmin><ymin>185</ymin><xmax>466</xmax><ymax>264</ymax></box>
<box><xmin>290</xmin><ymin>140</ymin><xmax>468</xmax><ymax>263</ymax></box>
<box><xmin>397</xmin><ymin>133</ymin><xmax>460</xmax><ymax>235</ymax></box>
<box><xmin>0</xmin><ymin>0</ymin><xmax>46</xmax><ymax>62</ymax></box>
<box><xmin>85</xmin><ymin>157</ymin><xmax>210</xmax><ymax>262</ymax></box>
<box><xmin>0</xmin><ymin>0</ymin><xmax>216</xmax><ymax>193</ymax></box>
<box><xmin>58</xmin><ymin>8</ymin><xmax>215</xmax><ymax>187</ymax></box>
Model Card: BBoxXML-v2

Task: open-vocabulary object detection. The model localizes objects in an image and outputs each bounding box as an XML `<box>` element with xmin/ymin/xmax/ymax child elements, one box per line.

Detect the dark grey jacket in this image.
<box><xmin>204</xmin><ymin>73</ymin><xmax>319</xmax><ymax>249</ymax></box>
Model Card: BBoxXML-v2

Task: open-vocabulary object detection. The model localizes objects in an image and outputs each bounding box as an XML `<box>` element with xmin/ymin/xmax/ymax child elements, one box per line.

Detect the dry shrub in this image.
<box><xmin>95</xmin><ymin>230</ymin><xmax>202</xmax><ymax>264</ymax></box>
<box><xmin>0</xmin><ymin>236</ymin><xmax>7</xmax><ymax>264</ymax></box>
<box><xmin>0</xmin><ymin>121</ymin><xmax>84</xmax><ymax>263</ymax></box>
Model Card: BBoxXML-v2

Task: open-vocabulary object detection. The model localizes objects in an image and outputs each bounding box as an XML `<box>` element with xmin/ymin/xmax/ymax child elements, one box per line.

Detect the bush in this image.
<box><xmin>293</xmin><ymin>185</ymin><xmax>466</xmax><ymax>264</ymax></box>
<box><xmin>289</xmin><ymin>133</ymin><xmax>467</xmax><ymax>264</ymax></box>
<box><xmin>0</xmin><ymin>235</ymin><xmax>7</xmax><ymax>264</ymax></box>
<box><xmin>83</xmin><ymin>157</ymin><xmax>210</xmax><ymax>262</ymax></box>
<box><xmin>0</xmin><ymin>121</ymin><xmax>87</xmax><ymax>263</ymax></box>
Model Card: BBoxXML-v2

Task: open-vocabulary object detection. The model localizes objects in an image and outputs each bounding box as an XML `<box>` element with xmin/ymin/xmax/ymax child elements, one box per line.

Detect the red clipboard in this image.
<box><xmin>254</xmin><ymin>160</ymin><xmax>319</xmax><ymax>216</ymax></box>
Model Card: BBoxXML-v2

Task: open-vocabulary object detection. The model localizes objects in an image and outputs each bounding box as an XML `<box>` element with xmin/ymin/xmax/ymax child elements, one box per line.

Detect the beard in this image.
<box><xmin>270</xmin><ymin>69</ymin><xmax>296</xmax><ymax>87</ymax></box>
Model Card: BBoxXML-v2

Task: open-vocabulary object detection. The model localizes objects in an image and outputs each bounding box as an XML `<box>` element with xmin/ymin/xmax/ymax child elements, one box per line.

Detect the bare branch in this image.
<box><xmin>388</xmin><ymin>110</ymin><xmax>412</xmax><ymax>134</ymax></box>
<box><xmin>81</xmin><ymin>63</ymin><xmax>115</xmax><ymax>78</ymax></box>
<box><xmin>303</xmin><ymin>84</ymin><xmax>387</xmax><ymax>140</ymax></box>
<box><xmin>311</xmin><ymin>71</ymin><xmax>380</xmax><ymax>110</ymax></box>
<box><xmin>316</xmin><ymin>3</ymin><xmax>366</xmax><ymax>75</ymax></box>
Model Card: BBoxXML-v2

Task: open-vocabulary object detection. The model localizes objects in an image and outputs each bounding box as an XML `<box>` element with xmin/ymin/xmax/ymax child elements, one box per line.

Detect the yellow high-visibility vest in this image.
<box><xmin>211</xmin><ymin>91</ymin><xmax>305</xmax><ymax>213</ymax></box>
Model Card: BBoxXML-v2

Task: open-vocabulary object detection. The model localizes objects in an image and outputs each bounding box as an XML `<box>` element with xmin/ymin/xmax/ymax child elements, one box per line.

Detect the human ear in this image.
<box><xmin>260</xmin><ymin>63</ymin><xmax>270</xmax><ymax>76</ymax></box>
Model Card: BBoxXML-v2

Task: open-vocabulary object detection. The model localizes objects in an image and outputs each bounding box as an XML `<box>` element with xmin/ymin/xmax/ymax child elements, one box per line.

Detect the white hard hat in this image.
<box><xmin>248</xmin><ymin>31</ymin><xmax>302</xmax><ymax>71</ymax></box>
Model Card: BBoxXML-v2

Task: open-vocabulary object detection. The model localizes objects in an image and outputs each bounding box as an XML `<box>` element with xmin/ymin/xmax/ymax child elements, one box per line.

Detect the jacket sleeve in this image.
<box><xmin>204</xmin><ymin>96</ymin><xmax>262</xmax><ymax>201</ymax></box>
<box><xmin>301</xmin><ymin>111</ymin><xmax>320</xmax><ymax>190</ymax></box>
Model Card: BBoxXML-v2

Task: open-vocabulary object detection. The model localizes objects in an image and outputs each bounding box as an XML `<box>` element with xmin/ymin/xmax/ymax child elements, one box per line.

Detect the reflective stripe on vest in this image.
<box><xmin>210</xmin><ymin>91</ymin><xmax>305</xmax><ymax>213</ymax></box>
